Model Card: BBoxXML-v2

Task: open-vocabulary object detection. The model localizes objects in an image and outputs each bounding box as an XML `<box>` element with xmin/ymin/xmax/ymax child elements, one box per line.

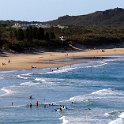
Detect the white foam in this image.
<box><xmin>21</xmin><ymin>73</ymin><xmax>32</xmax><ymax>76</ymax></box>
<box><xmin>104</xmin><ymin>111</ymin><xmax>119</xmax><ymax>117</ymax></box>
<box><xmin>109</xmin><ymin>118</ymin><xmax>124</xmax><ymax>124</ymax></box>
<box><xmin>20</xmin><ymin>81</ymin><xmax>39</xmax><ymax>87</ymax></box>
<box><xmin>92</xmin><ymin>61</ymin><xmax>107</xmax><ymax>68</ymax></box>
<box><xmin>85</xmin><ymin>61</ymin><xmax>107</xmax><ymax>68</ymax></box>
<box><xmin>108</xmin><ymin>112</ymin><xmax>124</xmax><ymax>124</ymax></box>
<box><xmin>0</xmin><ymin>76</ymin><xmax>4</xmax><ymax>80</ymax></box>
<box><xmin>104</xmin><ymin>112</ymin><xmax>110</xmax><ymax>117</ymax></box>
<box><xmin>17</xmin><ymin>74</ymin><xmax>28</xmax><ymax>79</ymax></box>
<box><xmin>119</xmin><ymin>112</ymin><xmax>124</xmax><ymax>119</ymax></box>
<box><xmin>47</xmin><ymin>67</ymin><xmax>77</xmax><ymax>74</ymax></box>
<box><xmin>35</xmin><ymin>78</ymin><xmax>54</xmax><ymax>85</ymax></box>
<box><xmin>59</xmin><ymin>88</ymin><xmax>123</xmax><ymax>104</ymax></box>
<box><xmin>59</xmin><ymin>116</ymin><xmax>69</xmax><ymax>124</ymax></box>
<box><xmin>91</xmin><ymin>89</ymin><xmax>115</xmax><ymax>95</ymax></box>
<box><xmin>46</xmin><ymin>61</ymin><xmax>108</xmax><ymax>74</ymax></box>
<box><xmin>59</xmin><ymin>114</ymin><xmax>107</xmax><ymax>124</ymax></box>
<box><xmin>69</xmin><ymin>89</ymin><xmax>114</xmax><ymax>102</ymax></box>
<box><xmin>69</xmin><ymin>95</ymin><xmax>87</xmax><ymax>102</ymax></box>
<box><xmin>0</xmin><ymin>70</ymin><xmax>16</xmax><ymax>74</ymax></box>
<box><xmin>1</xmin><ymin>87</ymin><xmax>14</xmax><ymax>96</ymax></box>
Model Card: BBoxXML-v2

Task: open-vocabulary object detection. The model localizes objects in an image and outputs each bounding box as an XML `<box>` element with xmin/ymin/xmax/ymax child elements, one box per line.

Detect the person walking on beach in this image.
<box><xmin>8</xmin><ymin>59</ymin><xmax>10</xmax><ymax>63</ymax></box>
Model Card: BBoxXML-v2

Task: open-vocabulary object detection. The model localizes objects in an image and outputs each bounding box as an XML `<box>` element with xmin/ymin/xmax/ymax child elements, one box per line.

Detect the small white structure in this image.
<box><xmin>59</xmin><ymin>36</ymin><xmax>65</xmax><ymax>41</ymax></box>
<box><xmin>12</xmin><ymin>23</ymin><xmax>21</xmax><ymax>28</ymax></box>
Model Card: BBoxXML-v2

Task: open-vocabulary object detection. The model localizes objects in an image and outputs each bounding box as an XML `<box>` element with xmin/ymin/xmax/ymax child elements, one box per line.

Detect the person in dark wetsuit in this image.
<box><xmin>29</xmin><ymin>95</ymin><xmax>32</xmax><ymax>99</ymax></box>
<box><xmin>30</xmin><ymin>103</ymin><xmax>32</xmax><ymax>108</ymax></box>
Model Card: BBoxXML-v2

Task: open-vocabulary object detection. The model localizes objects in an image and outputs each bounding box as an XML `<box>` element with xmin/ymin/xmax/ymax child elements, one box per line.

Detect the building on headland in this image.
<box><xmin>12</xmin><ymin>23</ymin><xmax>22</xmax><ymax>28</ymax></box>
<box><xmin>53</xmin><ymin>25</ymin><xmax>68</xmax><ymax>29</ymax></box>
<box><xmin>59</xmin><ymin>36</ymin><xmax>66</xmax><ymax>41</ymax></box>
<box><xmin>56</xmin><ymin>25</ymin><xmax>68</xmax><ymax>29</ymax></box>
<box><xmin>11</xmin><ymin>22</ymin><xmax>68</xmax><ymax>30</ymax></box>
<box><xmin>11</xmin><ymin>23</ymin><xmax>50</xmax><ymax>29</ymax></box>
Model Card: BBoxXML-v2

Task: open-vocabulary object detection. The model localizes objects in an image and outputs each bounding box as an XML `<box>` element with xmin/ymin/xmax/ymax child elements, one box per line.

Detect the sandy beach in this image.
<box><xmin>0</xmin><ymin>48</ymin><xmax>124</xmax><ymax>70</ymax></box>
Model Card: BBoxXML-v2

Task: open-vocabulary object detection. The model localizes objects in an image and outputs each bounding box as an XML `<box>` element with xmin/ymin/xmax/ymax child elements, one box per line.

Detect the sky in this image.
<box><xmin>0</xmin><ymin>0</ymin><xmax>124</xmax><ymax>22</ymax></box>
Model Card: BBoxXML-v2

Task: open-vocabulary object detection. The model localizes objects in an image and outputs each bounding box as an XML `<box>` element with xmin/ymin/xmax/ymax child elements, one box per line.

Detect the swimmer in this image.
<box><xmin>29</xmin><ymin>95</ymin><xmax>32</xmax><ymax>99</ymax></box>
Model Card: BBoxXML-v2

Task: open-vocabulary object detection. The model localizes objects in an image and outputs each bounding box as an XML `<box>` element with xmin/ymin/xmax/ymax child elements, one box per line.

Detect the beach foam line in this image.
<box><xmin>17</xmin><ymin>73</ymin><xmax>32</xmax><ymax>80</ymax></box>
<box><xmin>21</xmin><ymin>73</ymin><xmax>32</xmax><ymax>76</ymax></box>
<box><xmin>91</xmin><ymin>61</ymin><xmax>107</xmax><ymax>68</ymax></box>
<box><xmin>17</xmin><ymin>74</ymin><xmax>28</xmax><ymax>80</ymax></box>
<box><xmin>35</xmin><ymin>78</ymin><xmax>56</xmax><ymax>85</ymax></box>
<box><xmin>46</xmin><ymin>61</ymin><xmax>108</xmax><ymax>74</ymax></box>
<box><xmin>0</xmin><ymin>70</ymin><xmax>17</xmax><ymax>74</ymax></box>
<box><xmin>47</xmin><ymin>67</ymin><xmax>78</xmax><ymax>74</ymax></box>
<box><xmin>20</xmin><ymin>81</ymin><xmax>40</xmax><ymax>87</ymax></box>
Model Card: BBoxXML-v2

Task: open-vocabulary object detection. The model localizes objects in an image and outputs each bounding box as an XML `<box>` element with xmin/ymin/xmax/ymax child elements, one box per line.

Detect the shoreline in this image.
<box><xmin>0</xmin><ymin>48</ymin><xmax>124</xmax><ymax>71</ymax></box>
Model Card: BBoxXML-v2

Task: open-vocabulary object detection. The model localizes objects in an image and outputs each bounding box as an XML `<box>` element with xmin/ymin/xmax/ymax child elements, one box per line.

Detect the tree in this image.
<box><xmin>25</xmin><ymin>27</ymin><xmax>33</xmax><ymax>41</ymax></box>
<box><xmin>17</xmin><ymin>29</ymin><xmax>24</xmax><ymax>41</ymax></box>
<box><xmin>45</xmin><ymin>32</ymin><xmax>50</xmax><ymax>40</ymax></box>
<box><xmin>32</xmin><ymin>27</ymin><xmax>38</xmax><ymax>39</ymax></box>
<box><xmin>37</xmin><ymin>28</ymin><xmax>44</xmax><ymax>40</ymax></box>
<box><xmin>49</xmin><ymin>32</ymin><xmax>56</xmax><ymax>39</ymax></box>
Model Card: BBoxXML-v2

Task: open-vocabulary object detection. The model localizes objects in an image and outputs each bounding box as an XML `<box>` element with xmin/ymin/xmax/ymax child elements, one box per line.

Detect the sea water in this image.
<box><xmin>0</xmin><ymin>56</ymin><xmax>124</xmax><ymax>124</ymax></box>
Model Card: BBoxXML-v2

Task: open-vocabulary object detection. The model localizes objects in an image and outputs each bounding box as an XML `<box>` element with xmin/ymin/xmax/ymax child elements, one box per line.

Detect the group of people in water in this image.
<box><xmin>27</xmin><ymin>95</ymin><xmax>67</xmax><ymax>111</ymax></box>
<box><xmin>14</xmin><ymin>95</ymin><xmax>65</xmax><ymax>112</ymax></box>
<box><xmin>11</xmin><ymin>95</ymin><xmax>91</xmax><ymax>112</ymax></box>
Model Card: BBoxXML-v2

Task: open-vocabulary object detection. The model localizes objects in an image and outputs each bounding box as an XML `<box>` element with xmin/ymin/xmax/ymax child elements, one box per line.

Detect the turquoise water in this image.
<box><xmin>0</xmin><ymin>56</ymin><xmax>124</xmax><ymax>124</ymax></box>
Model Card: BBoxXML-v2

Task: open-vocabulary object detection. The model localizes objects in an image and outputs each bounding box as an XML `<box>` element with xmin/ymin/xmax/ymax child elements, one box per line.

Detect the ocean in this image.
<box><xmin>0</xmin><ymin>56</ymin><xmax>124</xmax><ymax>124</ymax></box>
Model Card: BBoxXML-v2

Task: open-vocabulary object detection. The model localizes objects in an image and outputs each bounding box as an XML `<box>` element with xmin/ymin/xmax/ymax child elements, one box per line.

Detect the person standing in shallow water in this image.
<box><xmin>36</xmin><ymin>101</ymin><xmax>38</xmax><ymax>107</ymax></box>
<box><xmin>30</xmin><ymin>103</ymin><xmax>32</xmax><ymax>108</ymax></box>
<box><xmin>29</xmin><ymin>95</ymin><xmax>32</xmax><ymax>99</ymax></box>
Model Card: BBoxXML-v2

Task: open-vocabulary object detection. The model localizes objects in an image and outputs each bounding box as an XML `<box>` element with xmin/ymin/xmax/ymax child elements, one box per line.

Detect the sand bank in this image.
<box><xmin>0</xmin><ymin>48</ymin><xmax>124</xmax><ymax>70</ymax></box>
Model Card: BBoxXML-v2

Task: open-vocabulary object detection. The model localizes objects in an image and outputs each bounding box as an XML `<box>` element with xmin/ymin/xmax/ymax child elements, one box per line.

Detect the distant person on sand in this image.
<box><xmin>2</xmin><ymin>63</ymin><xmax>6</xmax><ymax>66</ymax></box>
<box><xmin>8</xmin><ymin>59</ymin><xmax>10</xmax><ymax>63</ymax></box>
